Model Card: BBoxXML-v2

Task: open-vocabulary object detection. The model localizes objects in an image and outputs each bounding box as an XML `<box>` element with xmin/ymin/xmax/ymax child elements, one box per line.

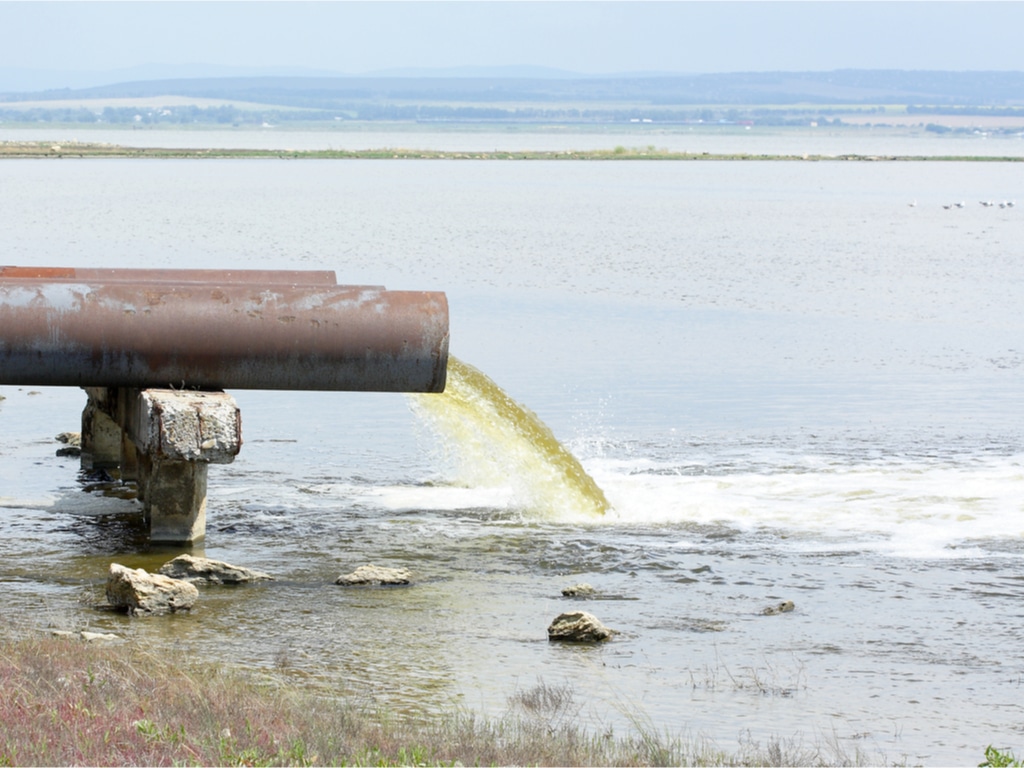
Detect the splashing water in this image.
<box><xmin>408</xmin><ymin>356</ymin><xmax>610</xmax><ymax>517</ymax></box>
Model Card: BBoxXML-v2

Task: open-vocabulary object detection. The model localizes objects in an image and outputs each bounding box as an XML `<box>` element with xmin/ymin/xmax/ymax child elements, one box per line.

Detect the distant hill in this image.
<box><xmin>3</xmin><ymin>70</ymin><xmax>1023</xmax><ymax>129</ymax></box>
<box><xmin>7</xmin><ymin>70</ymin><xmax>1024</xmax><ymax>107</ymax></box>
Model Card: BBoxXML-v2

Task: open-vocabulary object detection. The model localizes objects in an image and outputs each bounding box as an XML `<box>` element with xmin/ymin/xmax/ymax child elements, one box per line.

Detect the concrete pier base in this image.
<box><xmin>82</xmin><ymin>387</ymin><xmax>241</xmax><ymax>543</ymax></box>
<box><xmin>80</xmin><ymin>391</ymin><xmax>123</xmax><ymax>470</ymax></box>
<box><xmin>139</xmin><ymin>457</ymin><xmax>209</xmax><ymax>544</ymax></box>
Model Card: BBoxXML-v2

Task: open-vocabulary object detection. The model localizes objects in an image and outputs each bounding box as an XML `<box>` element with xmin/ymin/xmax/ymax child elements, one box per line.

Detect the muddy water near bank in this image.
<box><xmin>3</xmin><ymin>386</ymin><xmax>1023</xmax><ymax>765</ymax></box>
<box><xmin>4</xmin><ymin>441</ymin><xmax>1024</xmax><ymax>761</ymax></box>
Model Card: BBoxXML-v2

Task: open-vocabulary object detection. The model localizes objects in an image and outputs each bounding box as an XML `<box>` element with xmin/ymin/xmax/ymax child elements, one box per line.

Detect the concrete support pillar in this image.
<box><xmin>80</xmin><ymin>387</ymin><xmax>240</xmax><ymax>544</ymax></box>
<box><xmin>120</xmin><ymin>430</ymin><xmax>139</xmax><ymax>484</ymax></box>
<box><xmin>81</xmin><ymin>388</ymin><xmax>123</xmax><ymax>469</ymax></box>
<box><xmin>138</xmin><ymin>455</ymin><xmax>209</xmax><ymax>544</ymax></box>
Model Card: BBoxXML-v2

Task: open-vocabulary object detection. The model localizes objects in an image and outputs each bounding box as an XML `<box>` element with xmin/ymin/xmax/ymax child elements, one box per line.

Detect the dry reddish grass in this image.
<box><xmin>0</xmin><ymin>633</ymin><xmax>671</xmax><ymax>766</ymax></box>
<box><xmin>0</xmin><ymin>635</ymin><xmax>312</xmax><ymax>765</ymax></box>
<box><xmin>0</xmin><ymin>631</ymin><xmax>881</xmax><ymax>767</ymax></box>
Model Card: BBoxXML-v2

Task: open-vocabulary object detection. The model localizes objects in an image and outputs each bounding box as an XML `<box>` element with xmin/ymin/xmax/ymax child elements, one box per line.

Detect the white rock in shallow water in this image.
<box><xmin>55</xmin><ymin>431</ymin><xmax>81</xmax><ymax>446</ymax></box>
<box><xmin>561</xmin><ymin>583</ymin><xmax>596</xmax><ymax>597</ymax></box>
<box><xmin>106</xmin><ymin>563</ymin><xmax>198</xmax><ymax>615</ymax></box>
<box><xmin>80</xmin><ymin>631</ymin><xmax>122</xmax><ymax>642</ymax></box>
<box><xmin>335</xmin><ymin>564</ymin><xmax>411</xmax><ymax>586</ymax></box>
<box><xmin>50</xmin><ymin>630</ymin><xmax>121</xmax><ymax>643</ymax></box>
<box><xmin>54</xmin><ymin>431</ymin><xmax>82</xmax><ymax>457</ymax></box>
<box><xmin>547</xmin><ymin>610</ymin><xmax>615</xmax><ymax>642</ymax></box>
<box><xmin>761</xmin><ymin>600</ymin><xmax>795</xmax><ymax>616</ymax></box>
<box><xmin>157</xmin><ymin>554</ymin><xmax>273</xmax><ymax>584</ymax></box>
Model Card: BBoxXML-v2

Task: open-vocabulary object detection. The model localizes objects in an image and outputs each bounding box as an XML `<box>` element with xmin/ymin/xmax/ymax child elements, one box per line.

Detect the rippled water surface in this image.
<box><xmin>1</xmin><ymin>135</ymin><xmax>1022</xmax><ymax>764</ymax></box>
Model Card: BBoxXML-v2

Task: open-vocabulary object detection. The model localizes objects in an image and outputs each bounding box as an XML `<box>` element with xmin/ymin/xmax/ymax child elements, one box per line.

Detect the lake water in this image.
<box><xmin>1</xmin><ymin>128</ymin><xmax>1023</xmax><ymax>765</ymax></box>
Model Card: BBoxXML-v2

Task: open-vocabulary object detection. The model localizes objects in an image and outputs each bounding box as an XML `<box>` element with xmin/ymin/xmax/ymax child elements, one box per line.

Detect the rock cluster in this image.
<box><xmin>95</xmin><ymin>552</ymin><xmax>792</xmax><ymax>644</ymax></box>
<box><xmin>104</xmin><ymin>556</ymin><xmax>273</xmax><ymax>616</ymax></box>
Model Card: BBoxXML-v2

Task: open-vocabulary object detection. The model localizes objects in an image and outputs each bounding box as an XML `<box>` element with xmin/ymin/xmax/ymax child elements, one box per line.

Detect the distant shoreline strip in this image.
<box><xmin>1</xmin><ymin>142</ymin><xmax>1021</xmax><ymax>162</ymax></box>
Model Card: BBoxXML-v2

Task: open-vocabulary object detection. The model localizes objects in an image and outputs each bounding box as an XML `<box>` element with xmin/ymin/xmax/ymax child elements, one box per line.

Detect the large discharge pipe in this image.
<box><xmin>0</xmin><ymin>280</ymin><xmax>448</xmax><ymax>392</ymax></box>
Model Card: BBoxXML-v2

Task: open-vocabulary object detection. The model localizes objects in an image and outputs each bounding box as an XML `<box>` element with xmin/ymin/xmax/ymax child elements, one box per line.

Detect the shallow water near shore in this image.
<box><xmin>1</xmin><ymin>130</ymin><xmax>1023</xmax><ymax>764</ymax></box>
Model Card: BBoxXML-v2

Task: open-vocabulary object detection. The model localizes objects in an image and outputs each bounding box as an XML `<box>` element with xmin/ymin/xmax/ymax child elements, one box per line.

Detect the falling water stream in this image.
<box><xmin>409</xmin><ymin>356</ymin><xmax>611</xmax><ymax>518</ymax></box>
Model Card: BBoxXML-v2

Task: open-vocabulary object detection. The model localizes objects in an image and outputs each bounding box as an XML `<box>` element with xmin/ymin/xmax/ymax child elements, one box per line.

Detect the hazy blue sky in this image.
<box><xmin>2</xmin><ymin>1</ymin><xmax>1023</xmax><ymax>90</ymax></box>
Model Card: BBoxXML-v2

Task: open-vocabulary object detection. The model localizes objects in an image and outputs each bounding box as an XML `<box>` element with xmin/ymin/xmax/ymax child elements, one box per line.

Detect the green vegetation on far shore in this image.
<box><xmin>1</xmin><ymin>140</ymin><xmax>1022</xmax><ymax>162</ymax></box>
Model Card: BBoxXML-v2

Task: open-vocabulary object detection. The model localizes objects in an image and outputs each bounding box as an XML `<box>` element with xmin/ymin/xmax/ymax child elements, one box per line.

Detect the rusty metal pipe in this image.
<box><xmin>0</xmin><ymin>282</ymin><xmax>448</xmax><ymax>392</ymax></box>
<box><xmin>0</xmin><ymin>265</ymin><xmax>341</xmax><ymax>286</ymax></box>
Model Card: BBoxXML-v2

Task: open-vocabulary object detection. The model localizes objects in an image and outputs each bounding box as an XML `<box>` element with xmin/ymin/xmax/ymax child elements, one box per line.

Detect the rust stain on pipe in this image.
<box><xmin>0</xmin><ymin>281</ymin><xmax>448</xmax><ymax>393</ymax></box>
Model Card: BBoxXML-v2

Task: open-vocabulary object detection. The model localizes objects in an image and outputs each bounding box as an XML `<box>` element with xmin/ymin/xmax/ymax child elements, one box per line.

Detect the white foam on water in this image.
<box><xmin>587</xmin><ymin>453</ymin><xmax>1024</xmax><ymax>557</ymax></box>
<box><xmin>334</xmin><ymin>446</ymin><xmax>1024</xmax><ymax>560</ymax></box>
<box><xmin>345</xmin><ymin>482</ymin><xmax>516</xmax><ymax>513</ymax></box>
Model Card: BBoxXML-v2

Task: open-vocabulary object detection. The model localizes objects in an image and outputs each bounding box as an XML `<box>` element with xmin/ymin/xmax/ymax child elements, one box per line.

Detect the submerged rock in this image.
<box><xmin>157</xmin><ymin>554</ymin><xmax>274</xmax><ymax>585</ymax></box>
<box><xmin>105</xmin><ymin>563</ymin><xmax>198</xmax><ymax>615</ymax></box>
<box><xmin>51</xmin><ymin>629</ymin><xmax>121</xmax><ymax>642</ymax></box>
<box><xmin>761</xmin><ymin>600</ymin><xmax>796</xmax><ymax>616</ymax></box>
<box><xmin>80</xmin><ymin>630</ymin><xmax>122</xmax><ymax>642</ymax></box>
<box><xmin>55</xmin><ymin>431</ymin><xmax>82</xmax><ymax>457</ymax></box>
<box><xmin>561</xmin><ymin>583</ymin><xmax>597</xmax><ymax>597</ymax></box>
<box><xmin>55</xmin><ymin>431</ymin><xmax>81</xmax><ymax>446</ymax></box>
<box><xmin>547</xmin><ymin>610</ymin><xmax>615</xmax><ymax>642</ymax></box>
<box><xmin>335</xmin><ymin>564</ymin><xmax>411</xmax><ymax>586</ymax></box>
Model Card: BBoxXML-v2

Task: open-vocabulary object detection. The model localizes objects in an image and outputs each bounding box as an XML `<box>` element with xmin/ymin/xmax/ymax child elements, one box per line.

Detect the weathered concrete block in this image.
<box><xmin>126</xmin><ymin>388</ymin><xmax>241</xmax><ymax>464</ymax></box>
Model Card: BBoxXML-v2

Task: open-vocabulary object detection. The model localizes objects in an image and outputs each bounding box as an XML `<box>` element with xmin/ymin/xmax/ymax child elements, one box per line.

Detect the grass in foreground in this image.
<box><xmin>0</xmin><ymin>631</ymin><xmax>899</xmax><ymax>766</ymax></box>
<box><xmin>981</xmin><ymin>745</ymin><xmax>1024</xmax><ymax>768</ymax></box>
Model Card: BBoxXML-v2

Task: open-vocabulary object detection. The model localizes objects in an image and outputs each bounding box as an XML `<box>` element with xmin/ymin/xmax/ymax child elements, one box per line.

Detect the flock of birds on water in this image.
<box><xmin>908</xmin><ymin>199</ymin><xmax>1016</xmax><ymax>209</ymax></box>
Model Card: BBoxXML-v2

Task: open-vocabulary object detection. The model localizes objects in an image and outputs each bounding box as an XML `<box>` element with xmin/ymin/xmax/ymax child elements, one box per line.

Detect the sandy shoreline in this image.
<box><xmin>1</xmin><ymin>140</ymin><xmax>1021</xmax><ymax>161</ymax></box>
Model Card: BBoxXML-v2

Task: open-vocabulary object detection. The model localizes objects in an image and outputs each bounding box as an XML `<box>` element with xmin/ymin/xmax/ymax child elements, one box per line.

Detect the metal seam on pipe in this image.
<box><xmin>0</xmin><ymin>265</ymin><xmax>342</xmax><ymax>286</ymax></box>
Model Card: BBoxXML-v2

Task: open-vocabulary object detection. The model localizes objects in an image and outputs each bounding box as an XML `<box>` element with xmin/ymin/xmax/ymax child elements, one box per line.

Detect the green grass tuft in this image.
<box><xmin>981</xmin><ymin>745</ymin><xmax>1023</xmax><ymax>768</ymax></box>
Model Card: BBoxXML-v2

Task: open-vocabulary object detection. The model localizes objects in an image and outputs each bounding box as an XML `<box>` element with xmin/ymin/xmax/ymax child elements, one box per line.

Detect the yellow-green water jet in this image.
<box><xmin>409</xmin><ymin>357</ymin><xmax>610</xmax><ymax>518</ymax></box>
